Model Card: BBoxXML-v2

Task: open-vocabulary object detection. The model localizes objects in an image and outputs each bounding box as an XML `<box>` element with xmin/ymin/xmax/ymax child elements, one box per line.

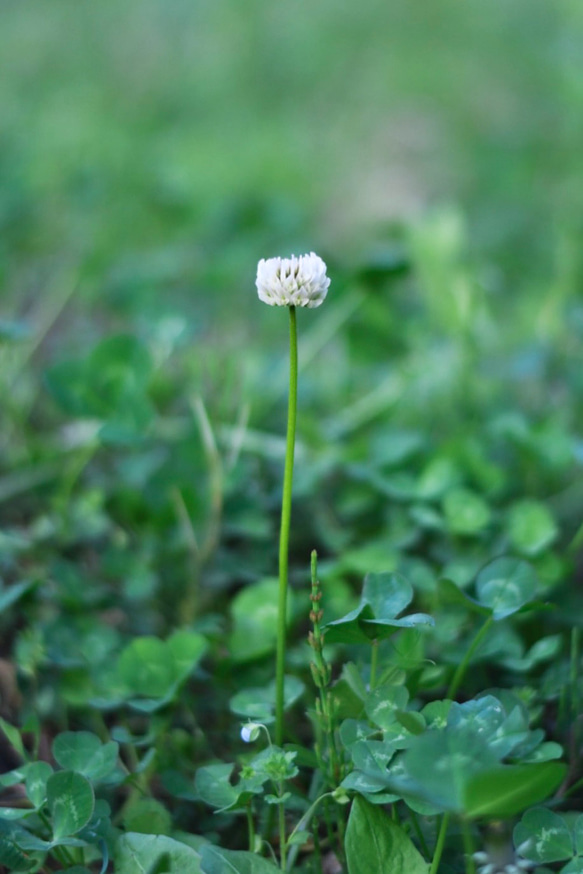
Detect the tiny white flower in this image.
<box><xmin>256</xmin><ymin>252</ymin><xmax>330</xmax><ymax>308</ymax></box>
<box><xmin>241</xmin><ymin>722</ymin><xmax>262</xmax><ymax>743</ymax></box>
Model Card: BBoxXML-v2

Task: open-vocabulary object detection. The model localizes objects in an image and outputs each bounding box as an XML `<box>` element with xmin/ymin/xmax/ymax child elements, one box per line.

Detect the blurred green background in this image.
<box><xmin>1</xmin><ymin>0</ymin><xmax>583</xmax><ymax>735</ymax></box>
<box><xmin>2</xmin><ymin>1</ymin><xmax>583</xmax><ymax>571</ymax></box>
<box><xmin>2</xmin><ymin>0</ymin><xmax>582</xmax><ymax>343</ymax></box>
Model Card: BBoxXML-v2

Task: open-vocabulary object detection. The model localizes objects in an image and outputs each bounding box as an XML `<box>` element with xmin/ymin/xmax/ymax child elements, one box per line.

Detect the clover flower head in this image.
<box><xmin>256</xmin><ymin>252</ymin><xmax>330</xmax><ymax>308</ymax></box>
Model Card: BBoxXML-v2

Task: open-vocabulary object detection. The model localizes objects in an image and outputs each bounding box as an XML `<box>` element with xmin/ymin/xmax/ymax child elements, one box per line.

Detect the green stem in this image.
<box><xmin>279</xmin><ymin>789</ymin><xmax>287</xmax><ymax>871</ymax></box>
<box><xmin>336</xmin><ymin>803</ymin><xmax>346</xmax><ymax>861</ymax></box>
<box><xmin>429</xmin><ymin>812</ymin><xmax>450</xmax><ymax>874</ymax></box>
<box><xmin>323</xmin><ymin>796</ymin><xmax>336</xmax><ymax>858</ymax></box>
<box><xmin>247</xmin><ymin>802</ymin><xmax>256</xmax><ymax>852</ymax></box>
<box><xmin>447</xmin><ymin>615</ymin><xmax>494</xmax><ymax>700</ymax></box>
<box><xmin>275</xmin><ymin>306</ymin><xmax>298</xmax><ymax>747</ymax></box>
<box><xmin>312</xmin><ymin>817</ymin><xmax>322</xmax><ymax>874</ymax></box>
<box><xmin>409</xmin><ymin>809</ymin><xmax>430</xmax><ymax>859</ymax></box>
<box><xmin>462</xmin><ymin>820</ymin><xmax>476</xmax><ymax>874</ymax></box>
<box><xmin>286</xmin><ymin>792</ymin><xmax>333</xmax><ymax>859</ymax></box>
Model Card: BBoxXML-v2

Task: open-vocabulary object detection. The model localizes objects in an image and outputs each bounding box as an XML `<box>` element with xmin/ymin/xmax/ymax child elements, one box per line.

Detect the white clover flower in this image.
<box><xmin>256</xmin><ymin>252</ymin><xmax>330</xmax><ymax>308</ymax></box>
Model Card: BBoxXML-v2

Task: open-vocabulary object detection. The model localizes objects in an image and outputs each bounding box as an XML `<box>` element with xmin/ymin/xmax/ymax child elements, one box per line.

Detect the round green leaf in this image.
<box><xmin>195</xmin><ymin>763</ymin><xmax>238</xmax><ymax>810</ymax></box>
<box><xmin>229</xmin><ymin>578</ymin><xmax>295</xmax><ymax>662</ymax></box>
<box><xmin>118</xmin><ymin>637</ymin><xmax>176</xmax><ymax>698</ymax></box>
<box><xmin>25</xmin><ymin>761</ymin><xmax>53</xmax><ymax>808</ymax></box>
<box><xmin>475</xmin><ymin>557</ymin><xmax>538</xmax><ymax>619</ymax></box>
<box><xmin>507</xmin><ymin>500</ymin><xmax>558</xmax><ymax>555</ymax></box>
<box><xmin>123</xmin><ymin>798</ymin><xmax>172</xmax><ymax>836</ymax></box>
<box><xmin>166</xmin><ymin>630</ymin><xmax>207</xmax><ymax>682</ymax></box>
<box><xmin>443</xmin><ymin>488</ymin><xmax>491</xmax><ymax>535</ymax></box>
<box><xmin>365</xmin><ymin>683</ymin><xmax>409</xmax><ymax>730</ymax></box>
<box><xmin>362</xmin><ymin>572</ymin><xmax>413</xmax><ymax>620</ymax></box>
<box><xmin>47</xmin><ymin>770</ymin><xmax>94</xmax><ymax>840</ymax></box>
<box><xmin>514</xmin><ymin>807</ymin><xmax>573</xmax><ymax>862</ymax></box>
<box><xmin>52</xmin><ymin>732</ymin><xmax>119</xmax><ymax>781</ymax></box>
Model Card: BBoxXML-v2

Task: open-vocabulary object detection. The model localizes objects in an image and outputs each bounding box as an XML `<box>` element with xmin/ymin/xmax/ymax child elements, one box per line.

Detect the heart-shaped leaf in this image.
<box><xmin>475</xmin><ymin>558</ymin><xmax>538</xmax><ymax>619</ymax></box>
<box><xmin>324</xmin><ymin>573</ymin><xmax>433</xmax><ymax>644</ymax></box>
<box><xmin>53</xmin><ymin>732</ymin><xmax>119</xmax><ymax>782</ymax></box>
<box><xmin>514</xmin><ymin>807</ymin><xmax>573</xmax><ymax>863</ymax></box>
<box><xmin>47</xmin><ymin>771</ymin><xmax>94</xmax><ymax>840</ymax></box>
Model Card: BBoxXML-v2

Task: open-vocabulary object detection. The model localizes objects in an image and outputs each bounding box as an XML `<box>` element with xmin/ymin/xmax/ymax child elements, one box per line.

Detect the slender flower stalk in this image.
<box><xmin>256</xmin><ymin>252</ymin><xmax>330</xmax><ymax>748</ymax></box>
<box><xmin>275</xmin><ymin>305</ymin><xmax>298</xmax><ymax>746</ymax></box>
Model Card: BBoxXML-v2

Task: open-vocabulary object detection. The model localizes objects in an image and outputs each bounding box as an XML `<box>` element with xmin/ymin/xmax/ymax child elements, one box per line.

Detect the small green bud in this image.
<box><xmin>332</xmin><ymin>787</ymin><xmax>350</xmax><ymax>805</ymax></box>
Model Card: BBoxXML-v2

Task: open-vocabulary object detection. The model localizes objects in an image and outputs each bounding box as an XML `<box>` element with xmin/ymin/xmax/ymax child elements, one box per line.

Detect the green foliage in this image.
<box><xmin>324</xmin><ymin>572</ymin><xmax>434</xmax><ymax>645</ymax></box>
<box><xmin>115</xmin><ymin>630</ymin><xmax>207</xmax><ymax>711</ymax></box>
<box><xmin>200</xmin><ymin>845</ymin><xmax>279</xmax><ymax>873</ymax></box>
<box><xmin>52</xmin><ymin>732</ymin><xmax>119</xmax><ymax>781</ymax></box>
<box><xmin>345</xmin><ymin>797</ymin><xmax>427</xmax><ymax>874</ymax></box>
<box><xmin>2</xmin><ymin>3</ymin><xmax>583</xmax><ymax>871</ymax></box>
<box><xmin>115</xmin><ymin>833</ymin><xmax>202</xmax><ymax>873</ymax></box>
<box><xmin>475</xmin><ymin>558</ymin><xmax>539</xmax><ymax>620</ymax></box>
<box><xmin>507</xmin><ymin>500</ymin><xmax>559</xmax><ymax>556</ymax></box>
<box><xmin>230</xmin><ymin>675</ymin><xmax>305</xmax><ymax>724</ymax></box>
<box><xmin>45</xmin><ymin>335</ymin><xmax>155</xmax><ymax>445</ymax></box>
<box><xmin>514</xmin><ymin>808</ymin><xmax>583</xmax><ymax>870</ymax></box>
<box><xmin>47</xmin><ymin>771</ymin><xmax>95</xmax><ymax>840</ymax></box>
<box><xmin>340</xmin><ymin>690</ymin><xmax>565</xmax><ymax>820</ymax></box>
<box><xmin>443</xmin><ymin>487</ymin><xmax>492</xmax><ymax>536</ymax></box>
<box><xmin>229</xmin><ymin>578</ymin><xmax>297</xmax><ymax>663</ymax></box>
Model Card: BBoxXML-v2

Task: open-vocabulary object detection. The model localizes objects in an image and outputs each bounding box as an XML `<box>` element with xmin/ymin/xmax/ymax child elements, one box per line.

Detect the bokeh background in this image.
<box><xmin>1</xmin><ymin>0</ymin><xmax>583</xmax><ymax>620</ymax></box>
<box><xmin>2</xmin><ymin>6</ymin><xmax>583</xmax><ymax>861</ymax></box>
<box><xmin>2</xmin><ymin>0</ymin><xmax>583</xmax><ymax>815</ymax></box>
<box><xmin>2</xmin><ymin>0</ymin><xmax>583</xmax><ymax>338</ymax></box>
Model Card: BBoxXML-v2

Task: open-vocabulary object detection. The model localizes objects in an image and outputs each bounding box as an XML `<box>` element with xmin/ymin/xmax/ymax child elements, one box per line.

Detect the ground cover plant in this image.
<box><xmin>2</xmin><ymin>1</ymin><xmax>583</xmax><ymax>873</ymax></box>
